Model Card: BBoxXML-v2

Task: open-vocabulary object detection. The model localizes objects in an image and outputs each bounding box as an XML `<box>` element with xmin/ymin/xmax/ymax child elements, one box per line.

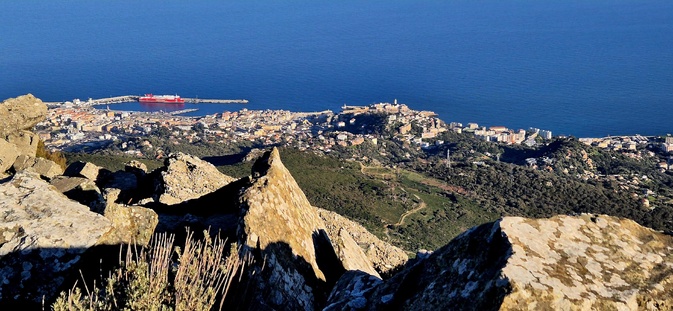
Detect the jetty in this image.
<box><xmin>45</xmin><ymin>95</ymin><xmax>248</xmax><ymax>106</ymax></box>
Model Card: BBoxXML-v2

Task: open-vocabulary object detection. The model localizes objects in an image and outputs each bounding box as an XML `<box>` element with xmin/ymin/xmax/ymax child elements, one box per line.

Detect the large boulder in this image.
<box><xmin>0</xmin><ymin>170</ymin><xmax>112</xmax><ymax>305</ymax></box>
<box><xmin>0</xmin><ymin>139</ymin><xmax>20</xmax><ymax>173</ymax></box>
<box><xmin>357</xmin><ymin>214</ymin><xmax>673</xmax><ymax>310</ymax></box>
<box><xmin>5</xmin><ymin>130</ymin><xmax>39</xmax><ymax>157</ymax></box>
<box><xmin>156</xmin><ymin>152</ymin><xmax>236</xmax><ymax>205</ymax></box>
<box><xmin>0</xmin><ymin>94</ymin><xmax>47</xmax><ymax>137</ymax></box>
<box><xmin>97</xmin><ymin>189</ymin><xmax>158</xmax><ymax>246</ymax></box>
<box><xmin>318</xmin><ymin>208</ymin><xmax>408</xmax><ymax>275</ymax></box>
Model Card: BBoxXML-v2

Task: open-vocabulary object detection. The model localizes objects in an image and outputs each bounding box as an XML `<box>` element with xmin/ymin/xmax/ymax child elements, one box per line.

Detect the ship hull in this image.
<box><xmin>139</xmin><ymin>94</ymin><xmax>185</xmax><ymax>103</ymax></box>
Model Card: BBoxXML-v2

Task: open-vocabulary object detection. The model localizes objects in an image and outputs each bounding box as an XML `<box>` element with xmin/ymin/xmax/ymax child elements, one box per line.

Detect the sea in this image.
<box><xmin>2</xmin><ymin>0</ymin><xmax>672</xmax><ymax>138</ymax></box>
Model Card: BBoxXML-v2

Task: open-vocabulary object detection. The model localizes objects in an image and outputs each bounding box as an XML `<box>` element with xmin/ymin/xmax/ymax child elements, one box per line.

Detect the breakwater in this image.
<box><xmin>44</xmin><ymin>95</ymin><xmax>248</xmax><ymax>106</ymax></box>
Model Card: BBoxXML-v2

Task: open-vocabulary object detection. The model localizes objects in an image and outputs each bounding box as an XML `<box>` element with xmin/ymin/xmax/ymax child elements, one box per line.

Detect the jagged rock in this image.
<box><xmin>97</xmin><ymin>189</ymin><xmax>158</xmax><ymax>246</ymax></box>
<box><xmin>0</xmin><ymin>170</ymin><xmax>112</xmax><ymax>304</ymax></box>
<box><xmin>50</xmin><ymin>175</ymin><xmax>105</xmax><ymax>212</ymax></box>
<box><xmin>0</xmin><ymin>139</ymin><xmax>20</xmax><ymax>173</ymax></box>
<box><xmin>0</xmin><ymin>94</ymin><xmax>47</xmax><ymax>137</ymax></box>
<box><xmin>331</xmin><ymin>228</ymin><xmax>380</xmax><ymax>279</ymax></box>
<box><xmin>5</xmin><ymin>130</ymin><xmax>39</xmax><ymax>157</ymax></box>
<box><xmin>318</xmin><ymin>208</ymin><xmax>408</xmax><ymax>275</ymax></box>
<box><xmin>360</xmin><ymin>214</ymin><xmax>673</xmax><ymax>310</ymax></box>
<box><xmin>324</xmin><ymin>271</ymin><xmax>382</xmax><ymax>311</ymax></box>
<box><xmin>64</xmin><ymin>161</ymin><xmax>102</xmax><ymax>181</ymax></box>
<box><xmin>12</xmin><ymin>154</ymin><xmax>35</xmax><ymax>171</ymax></box>
<box><xmin>237</xmin><ymin>148</ymin><xmax>343</xmax><ymax>310</ymax></box>
<box><xmin>156</xmin><ymin>152</ymin><xmax>236</xmax><ymax>205</ymax></box>
<box><xmin>30</xmin><ymin>157</ymin><xmax>64</xmax><ymax>179</ymax></box>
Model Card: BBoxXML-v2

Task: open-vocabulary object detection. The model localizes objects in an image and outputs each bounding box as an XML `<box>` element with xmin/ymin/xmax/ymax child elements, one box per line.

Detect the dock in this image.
<box><xmin>183</xmin><ymin>98</ymin><xmax>249</xmax><ymax>104</ymax></box>
<box><xmin>45</xmin><ymin>95</ymin><xmax>248</xmax><ymax>106</ymax></box>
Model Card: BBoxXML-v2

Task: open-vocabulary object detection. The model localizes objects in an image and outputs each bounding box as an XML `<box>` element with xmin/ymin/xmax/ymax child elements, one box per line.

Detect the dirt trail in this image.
<box><xmin>395</xmin><ymin>201</ymin><xmax>427</xmax><ymax>226</ymax></box>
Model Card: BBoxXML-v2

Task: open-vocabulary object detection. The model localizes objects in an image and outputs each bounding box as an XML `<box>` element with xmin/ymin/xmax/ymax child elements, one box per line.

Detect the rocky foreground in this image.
<box><xmin>1</xmin><ymin>94</ymin><xmax>673</xmax><ymax>310</ymax></box>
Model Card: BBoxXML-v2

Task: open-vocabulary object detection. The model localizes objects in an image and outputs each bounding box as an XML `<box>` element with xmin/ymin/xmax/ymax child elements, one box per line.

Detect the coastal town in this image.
<box><xmin>36</xmin><ymin>100</ymin><xmax>673</xmax><ymax>174</ymax></box>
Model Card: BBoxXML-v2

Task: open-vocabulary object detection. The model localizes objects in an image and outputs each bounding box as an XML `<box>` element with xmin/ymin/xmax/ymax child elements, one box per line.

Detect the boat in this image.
<box><xmin>138</xmin><ymin>94</ymin><xmax>185</xmax><ymax>103</ymax></box>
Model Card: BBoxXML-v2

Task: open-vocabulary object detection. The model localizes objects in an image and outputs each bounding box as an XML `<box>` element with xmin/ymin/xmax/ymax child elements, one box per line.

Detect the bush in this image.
<box><xmin>52</xmin><ymin>231</ymin><xmax>251</xmax><ymax>311</ymax></box>
<box><xmin>36</xmin><ymin>139</ymin><xmax>67</xmax><ymax>170</ymax></box>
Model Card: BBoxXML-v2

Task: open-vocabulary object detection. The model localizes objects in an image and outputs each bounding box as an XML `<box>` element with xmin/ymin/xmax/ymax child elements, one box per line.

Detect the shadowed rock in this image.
<box><xmin>64</xmin><ymin>161</ymin><xmax>103</xmax><ymax>181</ymax></box>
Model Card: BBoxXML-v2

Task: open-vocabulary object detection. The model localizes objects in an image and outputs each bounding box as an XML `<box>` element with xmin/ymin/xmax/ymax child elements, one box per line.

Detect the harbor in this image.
<box><xmin>45</xmin><ymin>95</ymin><xmax>249</xmax><ymax>107</ymax></box>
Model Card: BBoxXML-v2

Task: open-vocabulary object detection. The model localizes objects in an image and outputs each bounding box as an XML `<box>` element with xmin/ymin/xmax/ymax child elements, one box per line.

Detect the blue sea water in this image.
<box><xmin>2</xmin><ymin>1</ymin><xmax>672</xmax><ymax>137</ymax></box>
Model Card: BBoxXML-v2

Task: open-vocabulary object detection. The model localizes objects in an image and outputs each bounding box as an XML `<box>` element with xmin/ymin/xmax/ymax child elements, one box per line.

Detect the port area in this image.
<box><xmin>44</xmin><ymin>95</ymin><xmax>249</xmax><ymax>107</ymax></box>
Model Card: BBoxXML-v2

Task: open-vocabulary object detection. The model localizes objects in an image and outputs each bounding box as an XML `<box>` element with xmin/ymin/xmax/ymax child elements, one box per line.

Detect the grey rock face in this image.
<box><xmin>156</xmin><ymin>152</ymin><xmax>236</xmax><ymax>205</ymax></box>
<box><xmin>0</xmin><ymin>171</ymin><xmax>112</xmax><ymax>304</ymax></box>
<box><xmin>0</xmin><ymin>94</ymin><xmax>47</xmax><ymax>137</ymax></box>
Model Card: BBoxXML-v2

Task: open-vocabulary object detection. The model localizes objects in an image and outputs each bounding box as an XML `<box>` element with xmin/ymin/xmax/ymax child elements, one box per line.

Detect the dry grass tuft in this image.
<box><xmin>52</xmin><ymin>230</ymin><xmax>251</xmax><ymax>311</ymax></box>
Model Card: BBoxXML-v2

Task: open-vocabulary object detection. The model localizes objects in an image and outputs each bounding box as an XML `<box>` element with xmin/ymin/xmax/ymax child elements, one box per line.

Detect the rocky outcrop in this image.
<box><xmin>354</xmin><ymin>214</ymin><xmax>673</xmax><ymax>310</ymax></box>
<box><xmin>0</xmin><ymin>171</ymin><xmax>112</xmax><ymax>304</ymax></box>
<box><xmin>318</xmin><ymin>208</ymin><xmax>408</xmax><ymax>275</ymax></box>
<box><xmin>237</xmin><ymin>147</ymin><xmax>336</xmax><ymax>310</ymax></box>
<box><xmin>156</xmin><ymin>152</ymin><xmax>236</xmax><ymax>205</ymax></box>
<box><xmin>0</xmin><ymin>94</ymin><xmax>47</xmax><ymax>137</ymax></box>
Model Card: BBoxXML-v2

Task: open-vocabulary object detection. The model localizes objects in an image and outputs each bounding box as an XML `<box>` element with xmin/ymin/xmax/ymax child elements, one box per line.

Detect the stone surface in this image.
<box><xmin>359</xmin><ymin>214</ymin><xmax>673</xmax><ymax>310</ymax></box>
<box><xmin>97</xmin><ymin>189</ymin><xmax>158</xmax><ymax>246</ymax></box>
<box><xmin>0</xmin><ymin>170</ymin><xmax>112</xmax><ymax>304</ymax></box>
<box><xmin>64</xmin><ymin>161</ymin><xmax>102</xmax><ymax>181</ymax></box>
<box><xmin>236</xmin><ymin>148</ymin><xmax>339</xmax><ymax>310</ymax></box>
<box><xmin>0</xmin><ymin>94</ymin><xmax>47</xmax><ymax>137</ymax></box>
<box><xmin>0</xmin><ymin>139</ymin><xmax>20</xmax><ymax>173</ymax></box>
<box><xmin>318</xmin><ymin>208</ymin><xmax>408</xmax><ymax>275</ymax></box>
<box><xmin>5</xmin><ymin>130</ymin><xmax>39</xmax><ymax>157</ymax></box>
<box><xmin>30</xmin><ymin>157</ymin><xmax>64</xmax><ymax>179</ymax></box>
<box><xmin>331</xmin><ymin>228</ymin><xmax>380</xmax><ymax>279</ymax></box>
<box><xmin>156</xmin><ymin>152</ymin><xmax>236</xmax><ymax>205</ymax></box>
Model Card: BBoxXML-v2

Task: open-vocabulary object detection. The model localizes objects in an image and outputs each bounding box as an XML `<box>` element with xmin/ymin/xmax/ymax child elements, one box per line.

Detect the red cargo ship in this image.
<box><xmin>138</xmin><ymin>94</ymin><xmax>185</xmax><ymax>103</ymax></box>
